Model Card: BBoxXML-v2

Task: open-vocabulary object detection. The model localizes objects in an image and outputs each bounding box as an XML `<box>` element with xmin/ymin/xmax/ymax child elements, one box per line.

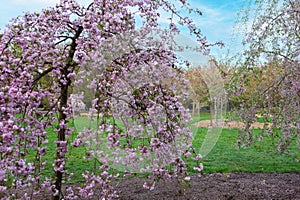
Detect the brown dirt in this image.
<box><xmin>194</xmin><ymin>120</ymin><xmax>270</xmax><ymax>129</ymax></box>
<box><xmin>7</xmin><ymin>173</ymin><xmax>300</xmax><ymax>199</ymax></box>
<box><xmin>115</xmin><ymin>173</ymin><xmax>300</xmax><ymax>200</ymax></box>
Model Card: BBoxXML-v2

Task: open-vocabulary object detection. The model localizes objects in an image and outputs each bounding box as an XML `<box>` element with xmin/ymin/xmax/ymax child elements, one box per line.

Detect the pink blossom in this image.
<box><xmin>193</xmin><ymin>163</ymin><xmax>204</xmax><ymax>172</ymax></box>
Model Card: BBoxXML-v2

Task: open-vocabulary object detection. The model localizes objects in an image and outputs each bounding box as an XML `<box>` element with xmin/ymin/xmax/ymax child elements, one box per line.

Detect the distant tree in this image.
<box><xmin>184</xmin><ymin>67</ymin><xmax>211</xmax><ymax>123</ymax></box>
<box><xmin>232</xmin><ymin>0</ymin><xmax>299</xmax><ymax>150</ymax></box>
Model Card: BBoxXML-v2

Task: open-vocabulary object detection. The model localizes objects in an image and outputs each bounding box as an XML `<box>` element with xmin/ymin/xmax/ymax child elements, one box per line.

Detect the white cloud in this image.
<box><xmin>185</xmin><ymin>1</ymin><xmax>246</xmax><ymax>56</ymax></box>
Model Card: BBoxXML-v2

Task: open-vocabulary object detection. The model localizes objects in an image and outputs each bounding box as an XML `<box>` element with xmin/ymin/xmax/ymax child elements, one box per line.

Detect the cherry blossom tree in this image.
<box><xmin>231</xmin><ymin>0</ymin><xmax>299</xmax><ymax>151</ymax></box>
<box><xmin>0</xmin><ymin>0</ymin><xmax>219</xmax><ymax>199</ymax></box>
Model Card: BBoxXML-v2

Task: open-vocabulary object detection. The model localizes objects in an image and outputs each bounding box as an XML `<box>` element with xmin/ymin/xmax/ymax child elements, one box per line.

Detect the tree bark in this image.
<box><xmin>52</xmin><ymin>26</ymin><xmax>83</xmax><ymax>200</ymax></box>
<box><xmin>209</xmin><ymin>101</ymin><xmax>213</xmax><ymax>126</ymax></box>
<box><xmin>53</xmin><ymin>83</ymin><xmax>68</xmax><ymax>200</ymax></box>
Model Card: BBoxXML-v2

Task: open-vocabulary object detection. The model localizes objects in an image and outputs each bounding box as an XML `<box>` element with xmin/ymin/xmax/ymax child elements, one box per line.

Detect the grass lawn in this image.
<box><xmin>26</xmin><ymin>113</ymin><xmax>300</xmax><ymax>183</ymax></box>
<box><xmin>190</xmin><ymin>128</ymin><xmax>300</xmax><ymax>173</ymax></box>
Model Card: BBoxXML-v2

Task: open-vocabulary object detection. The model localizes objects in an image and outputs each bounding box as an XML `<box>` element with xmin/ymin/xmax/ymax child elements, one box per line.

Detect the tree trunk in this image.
<box><xmin>209</xmin><ymin>101</ymin><xmax>213</xmax><ymax>126</ymax></box>
<box><xmin>53</xmin><ymin>83</ymin><xmax>68</xmax><ymax>200</ymax></box>
<box><xmin>52</xmin><ymin>25</ymin><xmax>83</xmax><ymax>200</ymax></box>
<box><xmin>192</xmin><ymin>102</ymin><xmax>195</xmax><ymax>116</ymax></box>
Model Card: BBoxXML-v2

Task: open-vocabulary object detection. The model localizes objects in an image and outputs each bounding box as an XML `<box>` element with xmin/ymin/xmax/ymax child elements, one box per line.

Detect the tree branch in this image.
<box><xmin>33</xmin><ymin>65</ymin><xmax>54</xmax><ymax>84</ymax></box>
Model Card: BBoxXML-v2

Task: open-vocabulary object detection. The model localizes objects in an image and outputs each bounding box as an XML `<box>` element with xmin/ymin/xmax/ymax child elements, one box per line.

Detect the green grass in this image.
<box><xmin>24</xmin><ymin>115</ymin><xmax>300</xmax><ymax>184</ymax></box>
<box><xmin>189</xmin><ymin>128</ymin><xmax>300</xmax><ymax>173</ymax></box>
<box><xmin>190</xmin><ymin>112</ymin><xmax>211</xmax><ymax>124</ymax></box>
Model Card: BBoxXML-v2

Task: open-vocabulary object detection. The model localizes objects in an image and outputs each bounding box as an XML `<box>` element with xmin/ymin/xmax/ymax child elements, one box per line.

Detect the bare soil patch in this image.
<box><xmin>7</xmin><ymin>173</ymin><xmax>300</xmax><ymax>199</ymax></box>
<box><xmin>194</xmin><ymin>120</ymin><xmax>270</xmax><ymax>129</ymax></box>
<box><xmin>116</xmin><ymin>173</ymin><xmax>300</xmax><ymax>200</ymax></box>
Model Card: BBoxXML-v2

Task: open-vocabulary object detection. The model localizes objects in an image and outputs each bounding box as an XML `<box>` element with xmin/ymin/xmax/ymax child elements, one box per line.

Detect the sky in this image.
<box><xmin>0</xmin><ymin>0</ymin><xmax>247</xmax><ymax>58</ymax></box>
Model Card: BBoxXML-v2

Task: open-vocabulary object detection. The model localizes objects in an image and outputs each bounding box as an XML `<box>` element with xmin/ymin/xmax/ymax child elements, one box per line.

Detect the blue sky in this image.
<box><xmin>0</xmin><ymin>0</ymin><xmax>247</xmax><ymax>58</ymax></box>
